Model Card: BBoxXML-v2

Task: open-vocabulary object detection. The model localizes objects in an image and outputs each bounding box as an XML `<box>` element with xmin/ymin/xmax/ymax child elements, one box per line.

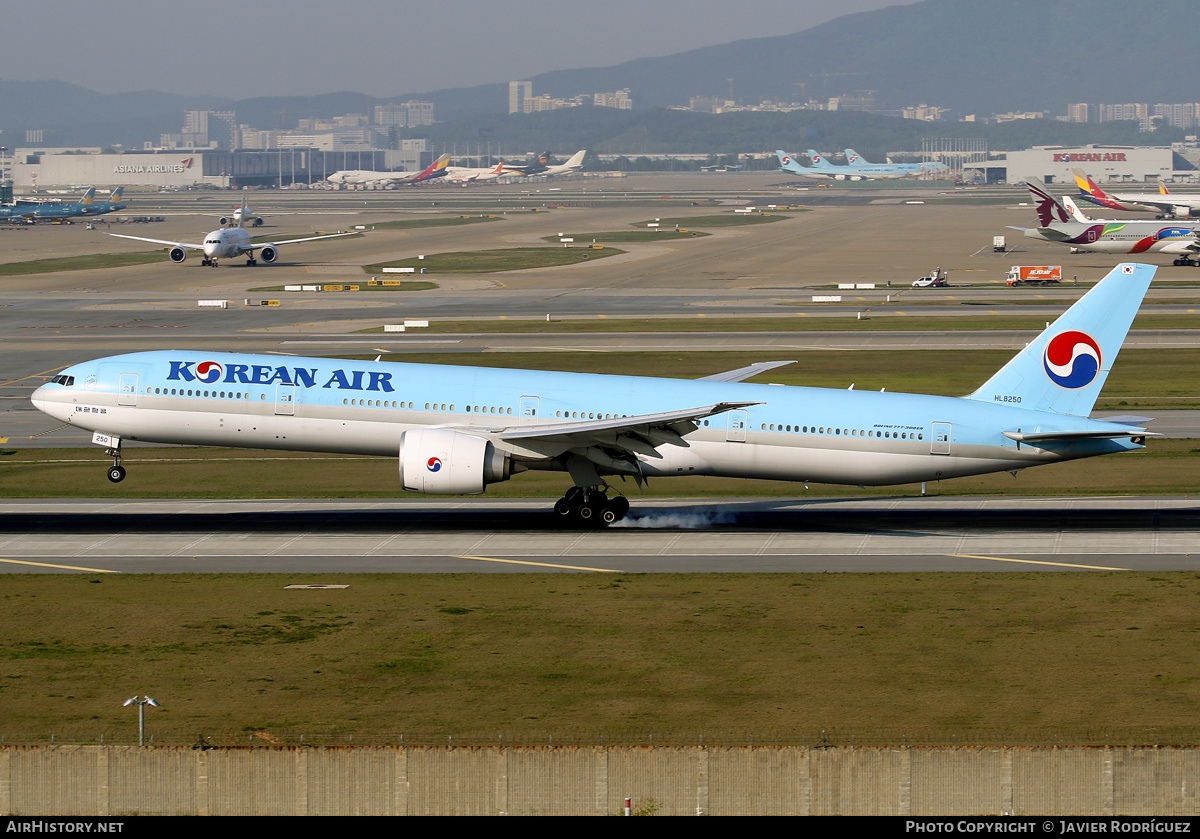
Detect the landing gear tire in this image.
<box><xmin>552</xmin><ymin>488</ymin><xmax>629</xmax><ymax>527</ymax></box>
<box><xmin>246</xmin><ymin>258</ymin><xmax>257</xmax><ymax>266</ymax></box>
<box><xmin>107</xmin><ymin>465</ymin><xmax>126</xmax><ymax>483</ymax></box>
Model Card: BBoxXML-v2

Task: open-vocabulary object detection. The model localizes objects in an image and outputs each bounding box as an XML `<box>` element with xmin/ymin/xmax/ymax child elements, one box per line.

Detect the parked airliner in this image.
<box><xmin>108</xmin><ymin>189</ymin><xmax>357</xmax><ymax>267</ymax></box>
<box><xmin>31</xmin><ymin>263</ymin><xmax>1155</xmax><ymax>525</ymax></box>
<box><xmin>325</xmin><ymin>153</ymin><xmax>451</xmax><ymax>186</ymax></box>
<box><xmin>1074</xmin><ymin>168</ymin><xmax>1200</xmax><ymax>220</ymax></box>
<box><xmin>1022</xmin><ymin>178</ymin><xmax>1200</xmax><ymax>265</ymax></box>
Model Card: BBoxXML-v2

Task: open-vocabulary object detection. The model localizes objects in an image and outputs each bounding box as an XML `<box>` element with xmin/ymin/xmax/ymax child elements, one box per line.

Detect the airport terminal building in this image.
<box><xmin>963</xmin><ymin>145</ymin><xmax>1196</xmax><ymax>185</ymax></box>
<box><xmin>8</xmin><ymin>147</ymin><xmax>433</xmax><ymax>190</ymax></box>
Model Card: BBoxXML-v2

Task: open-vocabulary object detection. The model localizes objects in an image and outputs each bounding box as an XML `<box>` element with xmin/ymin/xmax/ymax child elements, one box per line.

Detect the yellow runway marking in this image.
<box><xmin>950</xmin><ymin>553</ymin><xmax>1128</xmax><ymax>571</ymax></box>
<box><xmin>0</xmin><ymin>558</ymin><xmax>119</xmax><ymax>573</ymax></box>
<box><xmin>458</xmin><ymin>555</ymin><xmax>622</xmax><ymax>573</ymax></box>
<box><xmin>0</xmin><ymin>365</ymin><xmax>69</xmax><ymax>388</ymax></box>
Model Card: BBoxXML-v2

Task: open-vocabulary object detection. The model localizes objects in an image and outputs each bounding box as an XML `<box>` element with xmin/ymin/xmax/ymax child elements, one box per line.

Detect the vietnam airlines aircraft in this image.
<box><xmin>325</xmin><ymin>153</ymin><xmax>451</xmax><ymax>186</ymax></box>
<box><xmin>80</xmin><ymin>187</ymin><xmax>126</xmax><ymax>218</ymax></box>
<box><xmin>1074</xmin><ymin>168</ymin><xmax>1200</xmax><ymax>220</ymax></box>
<box><xmin>31</xmin><ymin>263</ymin><xmax>1156</xmax><ymax>526</ymax></box>
<box><xmin>0</xmin><ymin>188</ymin><xmax>95</xmax><ymax>222</ymax></box>
<box><xmin>108</xmin><ymin>188</ymin><xmax>357</xmax><ymax>267</ymax></box>
<box><xmin>1022</xmin><ymin>178</ymin><xmax>1200</xmax><ymax>265</ymax></box>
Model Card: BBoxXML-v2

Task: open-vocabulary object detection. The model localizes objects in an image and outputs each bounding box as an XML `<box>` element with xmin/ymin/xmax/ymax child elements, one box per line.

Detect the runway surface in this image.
<box><xmin>0</xmin><ymin>497</ymin><xmax>1196</xmax><ymax>574</ymax></box>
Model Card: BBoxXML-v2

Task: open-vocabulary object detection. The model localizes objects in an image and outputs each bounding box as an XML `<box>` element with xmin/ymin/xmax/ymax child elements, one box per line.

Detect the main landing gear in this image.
<box><xmin>1172</xmin><ymin>258</ymin><xmax>1199</xmax><ymax>267</ymax></box>
<box><xmin>553</xmin><ymin>485</ymin><xmax>630</xmax><ymax>527</ymax></box>
<box><xmin>105</xmin><ymin>444</ymin><xmax>125</xmax><ymax>483</ymax></box>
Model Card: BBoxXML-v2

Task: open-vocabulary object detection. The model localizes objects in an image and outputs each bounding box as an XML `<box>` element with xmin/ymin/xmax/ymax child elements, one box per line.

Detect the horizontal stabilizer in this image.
<box><xmin>1003</xmin><ymin>427</ymin><xmax>1151</xmax><ymax>443</ymax></box>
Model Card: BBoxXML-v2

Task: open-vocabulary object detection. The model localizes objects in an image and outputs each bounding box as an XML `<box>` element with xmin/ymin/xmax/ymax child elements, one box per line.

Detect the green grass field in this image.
<box><xmin>0</xmin><ymin>252</ymin><xmax>167</xmax><ymax>275</ymax></box>
<box><xmin>5</xmin><ymin>572</ymin><xmax>1200</xmax><ymax>747</ymax></box>
<box><xmin>2</xmin><ymin>438</ymin><xmax>1198</xmax><ymax>499</ymax></box>
<box><xmin>362</xmin><ymin>247</ymin><xmax>624</xmax><ymax>274</ymax></box>
<box><xmin>540</xmin><ymin>230</ymin><xmax>710</xmax><ymax>242</ymax></box>
<box><xmin>366</xmin><ymin>215</ymin><xmax>503</xmax><ymax>231</ymax></box>
<box><xmin>360</xmin><ymin>313</ymin><xmax>1200</xmax><ymax>335</ymax></box>
<box><xmin>634</xmin><ymin>213</ymin><xmax>794</xmax><ymax>228</ymax></box>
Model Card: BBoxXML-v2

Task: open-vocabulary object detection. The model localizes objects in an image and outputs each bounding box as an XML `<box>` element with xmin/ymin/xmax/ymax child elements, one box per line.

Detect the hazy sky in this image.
<box><xmin>0</xmin><ymin>0</ymin><xmax>920</xmax><ymax>98</ymax></box>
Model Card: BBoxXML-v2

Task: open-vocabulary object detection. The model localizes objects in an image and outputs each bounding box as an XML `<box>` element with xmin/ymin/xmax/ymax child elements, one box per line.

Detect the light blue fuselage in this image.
<box><xmin>32</xmin><ymin>350</ymin><xmax>1137</xmax><ymax>489</ymax></box>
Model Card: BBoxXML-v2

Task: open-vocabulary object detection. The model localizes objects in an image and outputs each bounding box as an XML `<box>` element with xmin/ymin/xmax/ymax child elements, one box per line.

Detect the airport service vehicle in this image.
<box><xmin>912</xmin><ymin>268</ymin><xmax>948</xmax><ymax>287</ymax></box>
<box><xmin>993</xmin><ymin>236</ymin><xmax>1007</xmax><ymax>252</ymax></box>
<box><xmin>31</xmin><ymin>263</ymin><xmax>1155</xmax><ymax>527</ymax></box>
<box><xmin>108</xmin><ymin>188</ymin><xmax>356</xmax><ymax>267</ymax></box>
<box><xmin>1006</xmin><ymin>266</ymin><xmax>1062</xmax><ymax>286</ymax></box>
<box><xmin>1020</xmin><ymin>179</ymin><xmax>1200</xmax><ymax>265</ymax></box>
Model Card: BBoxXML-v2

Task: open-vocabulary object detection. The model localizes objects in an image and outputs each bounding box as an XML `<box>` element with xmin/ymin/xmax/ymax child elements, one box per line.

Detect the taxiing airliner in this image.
<box><xmin>108</xmin><ymin>188</ymin><xmax>357</xmax><ymax>267</ymax></box>
<box><xmin>31</xmin><ymin>263</ymin><xmax>1156</xmax><ymax>526</ymax></box>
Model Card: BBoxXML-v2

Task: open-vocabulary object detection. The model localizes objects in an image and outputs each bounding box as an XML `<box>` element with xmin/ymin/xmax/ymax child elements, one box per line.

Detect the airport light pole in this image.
<box><xmin>123</xmin><ymin>695</ymin><xmax>160</xmax><ymax>745</ymax></box>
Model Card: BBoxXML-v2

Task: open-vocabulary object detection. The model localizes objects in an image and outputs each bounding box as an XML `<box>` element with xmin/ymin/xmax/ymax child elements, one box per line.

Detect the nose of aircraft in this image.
<box><xmin>31</xmin><ymin>383</ymin><xmax>47</xmax><ymax>412</ymax></box>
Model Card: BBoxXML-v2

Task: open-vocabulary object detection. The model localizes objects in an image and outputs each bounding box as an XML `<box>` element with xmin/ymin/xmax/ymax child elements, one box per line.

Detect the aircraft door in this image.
<box><xmin>275</xmin><ymin>383</ymin><xmax>296</xmax><ymax>416</ymax></box>
<box><xmin>519</xmin><ymin>396</ymin><xmax>540</xmax><ymax>425</ymax></box>
<box><xmin>726</xmin><ymin>410</ymin><xmax>748</xmax><ymax>443</ymax></box>
<box><xmin>931</xmin><ymin>422</ymin><xmax>952</xmax><ymax>455</ymax></box>
<box><xmin>118</xmin><ymin>373</ymin><xmax>138</xmax><ymax>406</ymax></box>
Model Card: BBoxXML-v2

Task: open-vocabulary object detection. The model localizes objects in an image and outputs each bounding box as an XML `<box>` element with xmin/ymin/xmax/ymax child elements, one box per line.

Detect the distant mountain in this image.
<box><xmin>3</xmin><ymin>0</ymin><xmax>1197</xmax><ymax>148</ymax></box>
<box><xmin>0</xmin><ymin>80</ymin><xmax>230</xmax><ymax>148</ymax></box>
<box><xmin>408</xmin><ymin>0</ymin><xmax>1200</xmax><ymax>119</ymax></box>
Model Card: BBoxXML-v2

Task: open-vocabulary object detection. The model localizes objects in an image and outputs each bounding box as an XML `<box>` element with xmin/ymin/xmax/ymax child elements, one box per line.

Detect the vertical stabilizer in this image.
<box><xmin>78</xmin><ymin>188</ymin><xmax>96</xmax><ymax>207</ymax></box>
<box><xmin>237</xmin><ymin>187</ymin><xmax>248</xmax><ymax>229</ymax></box>
<box><xmin>1026</xmin><ymin>177</ymin><xmax>1072</xmax><ymax>225</ymax></box>
<box><xmin>966</xmin><ymin>263</ymin><xmax>1155</xmax><ymax>416</ymax></box>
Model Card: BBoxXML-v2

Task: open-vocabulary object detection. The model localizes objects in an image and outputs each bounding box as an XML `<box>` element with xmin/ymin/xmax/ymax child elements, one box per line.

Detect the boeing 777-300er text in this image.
<box><xmin>32</xmin><ymin>263</ymin><xmax>1156</xmax><ymax>526</ymax></box>
<box><xmin>325</xmin><ymin>153</ymin><xmax>450</xmax><ymax>186</ymax></box>
<box><xmin>1021</xmin><ymin>178</ymin><xmax>1200</xmax><ymax>265</ymax></box>
<box><xmin>108</xmin><ymin>188</ymin><xmax>357</xmax><ymax>267</ymax></box>
<box><xmin>1074</xmin><ymin>168</ymin><xmax>1200</xmax><ymax>220</ymax></box>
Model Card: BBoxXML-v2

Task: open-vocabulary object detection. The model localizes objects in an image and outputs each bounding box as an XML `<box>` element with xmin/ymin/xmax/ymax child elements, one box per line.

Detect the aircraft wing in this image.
<box><xmin>109</xmin><ymin>233</ymin><xmax>203</xmax><ymax>249</ymax></box>
<box><xmin>495</xmin><ymin>401</ymin><xmax>760</xmax><ymax>458</ymax></box>
<box><xmin>247</xmin><ymin>231</ymin><xmax>360</xmax><ymax>248</ymax></box>
<box><xmin>699</xmin><ymin>360</ymin><xmax>796</xmax><ymax>383</ymax></box>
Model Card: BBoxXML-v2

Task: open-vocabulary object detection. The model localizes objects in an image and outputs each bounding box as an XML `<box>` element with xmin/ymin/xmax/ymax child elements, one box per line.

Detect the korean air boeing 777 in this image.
<box><xmin>32</xmin><ymin>263</ymin><xmax>1155</xmax><ymax>526</ymax></box>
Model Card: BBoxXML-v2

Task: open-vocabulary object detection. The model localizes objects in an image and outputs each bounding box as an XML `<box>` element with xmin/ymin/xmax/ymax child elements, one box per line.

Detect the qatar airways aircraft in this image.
<box><xmin>32</xmin><ymin>263</ymin><xmax>1155</xmax><ymax>525</ymax></box>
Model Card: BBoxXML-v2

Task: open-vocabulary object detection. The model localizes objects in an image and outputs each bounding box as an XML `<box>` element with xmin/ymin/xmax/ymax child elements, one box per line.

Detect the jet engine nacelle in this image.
<box><xmin>399</xmin><ymin>428</ymin><xmax>510</xmax><ymax>495</ymax></box>
<box><xmin>249</xmin><ymin>216</ymin><xmax>264</xmax><ymax>227</ymax></box>
<box><xmin>169</xmin><ymin>246</ymin><xmax>187</xmax><ymax>263</ymax></box>
<box><xmin>1174</xmin><ymin>206</ymin><xmax>1192</xmax><ymax>219</ymax></box>
<box><xmin>219</xmin><ymin>216</ymin><xmax>233</xmax><ymax>226</ymax></box>
<box><xmin>259</xmin><ymin>246</ymin><xmax>278</xmax><ymax>263</ymax></box>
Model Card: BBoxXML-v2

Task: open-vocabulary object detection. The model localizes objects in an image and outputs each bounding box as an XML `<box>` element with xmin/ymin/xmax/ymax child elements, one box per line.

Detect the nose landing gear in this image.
<box><xmin>553</xmin><ymin>485</ymin><xmax>630</xmax><ymax>527</ymax></box>
<box><xmin>104</xmin><ymin>445</ymin><xmax>125</xmax><ymax>483</ymax></box>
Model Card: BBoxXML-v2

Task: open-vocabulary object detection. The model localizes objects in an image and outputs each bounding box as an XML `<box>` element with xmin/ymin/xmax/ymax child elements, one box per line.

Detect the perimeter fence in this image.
<box><xmin>5</xmin><ymin>744</ymin><xmax>1200</xmax><ymax>815</ymax></box>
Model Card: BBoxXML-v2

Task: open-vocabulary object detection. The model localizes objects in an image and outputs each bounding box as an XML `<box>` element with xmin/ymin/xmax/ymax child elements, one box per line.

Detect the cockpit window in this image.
<box><xmin>50</xmin><ymin>374</ymin><xmax>75</xmax><ymax>387</ymax></box>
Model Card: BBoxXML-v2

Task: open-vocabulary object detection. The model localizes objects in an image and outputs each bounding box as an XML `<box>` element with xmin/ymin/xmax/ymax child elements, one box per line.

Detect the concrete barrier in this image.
<box><xmin>3</xmin><ymin>746</ymin><xmax>1199</xmax><ymax>816</ymax></box>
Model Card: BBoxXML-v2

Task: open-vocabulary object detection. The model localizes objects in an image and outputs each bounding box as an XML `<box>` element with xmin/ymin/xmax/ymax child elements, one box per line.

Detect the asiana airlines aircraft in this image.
<box><xmin>31</xmin><ymin>263</ymin><xmax>1155</xmax><ymax>526</ymax></box>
